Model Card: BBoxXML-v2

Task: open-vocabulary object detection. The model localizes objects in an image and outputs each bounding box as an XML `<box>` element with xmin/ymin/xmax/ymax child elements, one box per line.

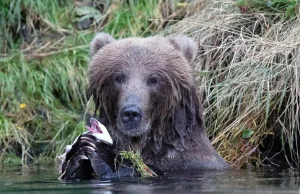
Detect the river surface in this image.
<box><xmin>1</xmin><ymin>164</ymin><xmax>300</xmax><ymax>194</ymax></box>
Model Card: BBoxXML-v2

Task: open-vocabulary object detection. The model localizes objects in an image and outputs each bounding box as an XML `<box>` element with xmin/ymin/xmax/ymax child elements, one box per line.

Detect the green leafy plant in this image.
<box><xmin>242</xmin><ymin>129</ymin><xmax>254</xmax><ymax>139</ymax></box>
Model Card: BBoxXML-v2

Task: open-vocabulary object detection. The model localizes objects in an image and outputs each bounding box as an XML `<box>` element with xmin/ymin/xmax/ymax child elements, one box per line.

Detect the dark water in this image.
<box><xmin>1</xmin><ymin>164</ymin><xmax>300</xmax><ymax>194</ymax></box>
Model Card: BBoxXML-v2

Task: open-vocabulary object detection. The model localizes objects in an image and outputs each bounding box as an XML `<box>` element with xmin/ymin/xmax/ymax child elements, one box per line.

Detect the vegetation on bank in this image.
<box><xmin>165</xmin><ymin>0</ymin><xmax>300</xmax><ymax>168</ymax></box>
<box><xmin>1</xmin><ymin>0</ymin><xmax>300</xmax><ymax>169</ymax></box>
<box><xmin>0</xmin><ymin>0</ymin><xmax>198</xmax><ymax>164</ymax></box>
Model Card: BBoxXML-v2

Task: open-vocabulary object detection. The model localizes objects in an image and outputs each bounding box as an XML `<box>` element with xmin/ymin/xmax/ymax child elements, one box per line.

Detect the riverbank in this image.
<box><xmin>1</xmin><ymin>0</ymin><xmax>300</xmax><ymax>168</ymax></box>
<box><xmin>0</xmin><ymin>0</ymin><xmax>201</xmax><ymax>164</ymax></box>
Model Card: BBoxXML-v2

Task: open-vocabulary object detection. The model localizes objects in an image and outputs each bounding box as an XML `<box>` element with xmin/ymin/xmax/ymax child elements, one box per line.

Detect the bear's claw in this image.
<box><xmin>59</xmin><ymin>132</ymin><xmax>114</xmax><ymax>180</ymax></box>
<box><xmin>79</xmin><ymin>145</ymin><xmax>95</xmax><ymax>153</ymax></box>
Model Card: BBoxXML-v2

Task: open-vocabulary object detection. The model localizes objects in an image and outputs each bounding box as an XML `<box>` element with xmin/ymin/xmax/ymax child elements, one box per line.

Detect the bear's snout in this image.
<box><xmin>120</xmin><ymin>105</ymin><xmax>142</xmax><ymax>127</ymax></box>
<box><xmin>120</xmin><ymin>95</ymin><xmax>143</xmax><ymax>131</ymax></box>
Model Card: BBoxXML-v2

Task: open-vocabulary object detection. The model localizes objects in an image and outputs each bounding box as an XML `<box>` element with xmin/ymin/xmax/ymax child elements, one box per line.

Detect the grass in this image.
<box><xmin>0</xmin><ymin>0</ymin><xmax>194</xmax><ymax>164</ymax></box>
<box><xmin>118</xmin><ymin>151</ymin><xmax>157</xmax><ymax>177</ymax></box>
<box><xmin>164</xmin><ymin>0</ymin><xmax>300</xmax><ymax>168</ymax></box>
<box><xmin>2</xmin><ymin>0</ymin><xmax>300</xmax><ymax>169</ymax></box>
<box><xmin>237</xmin><ymin>0</ymin><xmax>300</xmax><ymax>18</ymax></box>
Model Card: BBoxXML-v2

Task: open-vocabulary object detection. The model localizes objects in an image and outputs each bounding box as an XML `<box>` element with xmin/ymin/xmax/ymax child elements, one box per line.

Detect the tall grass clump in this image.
<box><xmin>0</xmin><ymin>0</ymin><xmax>201</xmax><ymax>164</ymax></box>
<box><xmin>237</xmin><ymin>0</ymin><xmax>300</xmax><ymax>18</ymax></box>
<box><xmin>0</xmin><ymin>0</ymin><xmax>74</xmax><ymax>54</ymax></box>
<box><xmin>0</xmin><ymin>38</ymin><xmax>90</xmax><ymax>163</ymax></box>
<box><xmin>164</xmin><ymin>0</ymin><xmax>300</xmax><ymax>168</ymax></box>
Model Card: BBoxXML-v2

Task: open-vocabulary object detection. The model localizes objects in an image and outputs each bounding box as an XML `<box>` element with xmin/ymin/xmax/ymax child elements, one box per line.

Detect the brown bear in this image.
<box><xmin>60</xmin><ymin>33</ymin><xmax>230</xmax><ymax>180</ymax></box>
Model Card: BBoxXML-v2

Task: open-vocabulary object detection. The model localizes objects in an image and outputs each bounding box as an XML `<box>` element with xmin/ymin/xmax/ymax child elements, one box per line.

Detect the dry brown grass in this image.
<box><xmin>163</xmin><ymin>0</ymin><xmax>300</xmax><ymax>168</ymax></box>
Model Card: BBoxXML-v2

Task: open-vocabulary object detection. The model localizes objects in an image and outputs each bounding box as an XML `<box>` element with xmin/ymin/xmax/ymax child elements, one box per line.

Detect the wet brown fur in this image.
<box><xmin>88</xmin><ymin>33</ymin><xmax>230</xmax><ymax>172</ymax></box>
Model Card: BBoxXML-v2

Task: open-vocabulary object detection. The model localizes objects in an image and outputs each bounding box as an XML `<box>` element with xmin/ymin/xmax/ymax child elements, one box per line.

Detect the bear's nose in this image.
<box><xmin>120</xmin><ymin>105</ymin><xmax>142</xmax><ymax>126</ymax></box>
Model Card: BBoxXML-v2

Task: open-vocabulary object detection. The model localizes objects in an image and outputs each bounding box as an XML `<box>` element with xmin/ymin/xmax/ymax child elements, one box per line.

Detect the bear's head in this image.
<box><xmin>88</xmin><ymin>33</ymin><xmax>202</xmax><ymax>148</ymax></box>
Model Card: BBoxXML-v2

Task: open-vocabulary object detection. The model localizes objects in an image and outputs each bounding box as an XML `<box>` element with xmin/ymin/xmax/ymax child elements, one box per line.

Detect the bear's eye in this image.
<box><xmin>147</xmin><ymin>75</ymin><xmax>158</xmax><ymax>86</ymax></box>
<box><xmin>114</xmin><ymin>74</ymin><xmax>125</xmax><ymax>84</ymax></box>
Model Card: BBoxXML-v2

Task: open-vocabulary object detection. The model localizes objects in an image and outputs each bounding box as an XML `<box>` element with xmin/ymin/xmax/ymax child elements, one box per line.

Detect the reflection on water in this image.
<box><xmin>1</xmin><ymin>164</ymin><xmax>300</xmax><ymax>194</ymax></box>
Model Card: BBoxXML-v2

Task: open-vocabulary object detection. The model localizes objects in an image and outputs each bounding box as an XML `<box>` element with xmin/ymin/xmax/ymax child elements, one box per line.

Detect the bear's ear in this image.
<box><xmin>90</xmin><ymin>33</ymin><xmax>115</xmax><ymax>57</ymax></box>
<box><xmin>168</xmin><ymin>36</ymin><xmax>197</xmax><ymax>63</ymax></box>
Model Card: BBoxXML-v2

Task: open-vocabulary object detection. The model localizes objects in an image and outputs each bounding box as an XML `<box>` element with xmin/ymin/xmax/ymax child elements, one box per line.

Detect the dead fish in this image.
<box><xmin>57</xmin><ymin>118</ymin><xmax>113</xmax><ymax>171</ymax></box>
<box><xmin>86</xmin><ymin>117</ymin><xmax>113</xmax><ymax>144</ymax></box>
